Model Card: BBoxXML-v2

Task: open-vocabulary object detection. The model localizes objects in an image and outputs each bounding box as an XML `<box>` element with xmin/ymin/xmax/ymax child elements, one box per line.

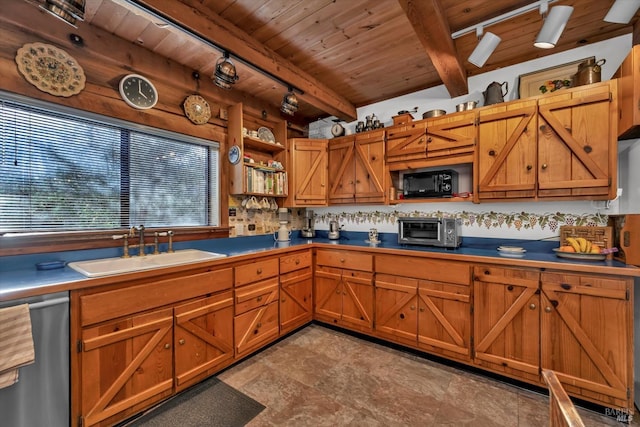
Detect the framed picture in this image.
<box><xmin>517</xmin><ymin>57</ymin><xmax>593</xmax><ymax>98</ymax></box>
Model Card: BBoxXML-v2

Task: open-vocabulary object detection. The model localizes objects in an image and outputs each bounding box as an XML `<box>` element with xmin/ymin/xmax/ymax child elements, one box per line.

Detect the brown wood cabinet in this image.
<box><xmin>473</xmin><ymin>265</ymin><xmax>541</xmax><ymax>384</ymax></box>
<box><xmin>328</xmin><ymin>130</ymin><xmax>386</xmax><ymax>204</ymax></box>
<box><xmin>375</xmin><ymin>255</ymin><xmax>472</xmax><ymax>361</ymax></box>
<box><xmin>386</xmin><ymin>121</ymin><xmax>428</xmax><ymax>165</ymax></box>
<box><xmin>314</xmin><ymin>249</ymin><xmax>374</xmax><ymax>332</ymax></box>
<box><xmin>74</xmin><ymin>267</ymin><xmax>233</xmax><ymax>426</ymax></box>
<box><xmin>617</xmin><ymin>44</ymin><xmax>640</xmax><ymax>140</ymax></box>
<box><xmin>233</xmin><ymin>258</ymin><xmax>280</xmax><ymax>357</ymax></box>
<box><xmin>424</xmin><ymin>111</ymin><xmax>476</xmax><ymax>164</ymax></box>
<box><xmin>476</xmin><ymin>81</ymin><xmax>617</xmax><ymax>202</ymax></box>
<box><xmin>288</xmin><ymin>138</ymin><xmax>328</xmax><ymax>206</ymax></box>
<box><xmin>540</xmin><ymin>271</ymin><xmax>633</xmax><ymax>410</ymax></box>
<box><xmin>279</xmin><ymin>250</ymin><xmax>313</xmax><ymax>334</ymax></box>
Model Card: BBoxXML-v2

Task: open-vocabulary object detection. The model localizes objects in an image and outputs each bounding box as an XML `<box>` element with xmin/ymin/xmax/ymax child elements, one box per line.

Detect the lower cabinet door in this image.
<box><xmin>234</xmin><ymin>301</ymin><xmax>279</xmax><ymax>357</ymax></box>
<box><xmin>314</xmin><ymin>266</ymin><xmax>343</xmax><ymax>323</ymax></box>
<box><xmin>473</xmin><ymin>266</ymin><xmax>541</xmax><ymax>383</ymax></box>
<box><xmin>375</xmin><ymin>274</ymin><xmax>418</xmax><ymax>346</ymax></box>
<box><xmin>280</xmin><ymin>267</ymin><xmax>313</xmax><ymax>334</ymax></box>
<box><xmin>80</xmin><ymin>308</ymin><xmax>174</xmax><ymax>427</ymax></box>
<box><xmin>341</xmin><ymin>270</ymin><xmax>374</xmax><ymax>330</ymax></box>
<box><xmin>540</xmin><ymin>272</ymin><xmax>632</xmax><ymax>410</ymax></box>
<box><xmin>417</xmin><ymin>280</ymin><xmax>471</xmax><ymax>361</ymax></box>
<box><xmin>174</xmin><ymin>291</ymin><xmax>234</xmax><ymax>391</ymax></box>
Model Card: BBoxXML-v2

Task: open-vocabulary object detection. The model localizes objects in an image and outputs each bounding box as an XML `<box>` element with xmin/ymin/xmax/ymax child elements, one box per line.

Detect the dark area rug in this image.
<box><xmin>123</xmin><ymin>377</ymin><xmax>265</xmax><ymax>427</ymax></box>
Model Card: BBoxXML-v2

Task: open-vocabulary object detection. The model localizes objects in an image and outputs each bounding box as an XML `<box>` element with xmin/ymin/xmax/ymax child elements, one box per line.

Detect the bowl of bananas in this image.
<box><xmin>554</xmin><ymin>237</ymin><xmax>606</xmax><ymax>261</ymax></box>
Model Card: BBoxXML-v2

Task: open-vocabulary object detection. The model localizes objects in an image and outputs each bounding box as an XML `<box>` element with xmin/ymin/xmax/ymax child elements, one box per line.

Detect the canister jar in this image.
<box><xmin>575</xmin><ymin>58</ymin><xmax>606</xmax><ymax>86</ymax></box>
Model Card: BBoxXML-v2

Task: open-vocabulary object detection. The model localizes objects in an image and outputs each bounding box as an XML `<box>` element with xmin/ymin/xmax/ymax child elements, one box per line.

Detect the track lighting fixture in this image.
<box><xmin>281</xmin><ymin>87</ymin><xmax>298</xmax><ymax>116</ymax></box>
<box><xmin>39</xmin><ymin>0</ymin><xmax>85</xmax><ymax>27</ymax></box>
<box><xmin>534</xmin><ymin>1</ymin><xmax>573</xmax><ymax>49</ymax></box>
<box><xmin>604</xmin><ymin>0</ymin><xmax>640</xmax><ymax>24</ymax></box>
<box><xmin>213</xmin><ymin>52</ymin><xmax>239</xmax><ymax>90</ymax></box>
<box><xmin>468</xmin><ymin>26</ymin><xmax>501</xmax><ymax>68</ymax></box>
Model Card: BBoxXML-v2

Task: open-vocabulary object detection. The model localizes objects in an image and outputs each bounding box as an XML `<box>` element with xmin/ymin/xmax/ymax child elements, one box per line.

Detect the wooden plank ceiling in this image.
<box><xmin>34</xmin><ymin>1</ymin><xmax>640</xmax><ymax>122</ymax></box>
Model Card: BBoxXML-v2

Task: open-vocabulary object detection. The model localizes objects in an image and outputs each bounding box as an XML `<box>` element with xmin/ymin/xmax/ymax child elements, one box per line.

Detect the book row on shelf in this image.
<box><xmin>246</xmin><ymin>167</ymin><xmax>288</xmax><ymax>195</ymax></box>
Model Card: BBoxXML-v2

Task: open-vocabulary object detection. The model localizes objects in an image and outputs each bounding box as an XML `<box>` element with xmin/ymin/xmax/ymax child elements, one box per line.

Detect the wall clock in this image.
<box><xmin>119</xmin><ymin>74</ymin><xmax>158</xmax><ymax>109</ymax></box>
<box><xmin>331</xmin><ymin>122</ymin><xmax>345</xmax><ymax>137</ymax></box>
<box><xmin>228</xmin><ymin>145</ymin><xmax>241</xmax><ymax>164</ymax></box>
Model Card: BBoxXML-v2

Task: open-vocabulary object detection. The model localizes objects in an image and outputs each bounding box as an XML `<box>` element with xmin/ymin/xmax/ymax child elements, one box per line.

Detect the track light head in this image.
<box><xmin>468</xmin><ymin>27</ymin><xmax>501</xmax><ymax>68</ymax></box>
<box><xmin>534</xmin><ymin>5</ymin><xmax>573</xmax><ymax>49</ymax></box>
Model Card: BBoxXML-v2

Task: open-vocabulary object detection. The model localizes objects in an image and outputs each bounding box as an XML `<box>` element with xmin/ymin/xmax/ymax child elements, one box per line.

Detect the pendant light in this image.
<box><xmin>534</xmin><ymin>1</ymin><xmax>573</xmax><ymax>49</ymax></box>
<box><xmin>281</xmin><ymin>87</ymin><xmax>298</xmax><ymax>116</ymax></box>
<box><xmin>213</xmin><ymin>52</ymin><xmax>239</xmax><ymax>90</ymax></box>
<box><xmin>468</xmin><ymin>26</ymin><xmax>501</xmax><ymax>68</ymax></box>
<box><xmin>604</xmin><ymin>0</ymin><xmax>640</xmax><ymax>24</ymax></box>
<box><xmin>39</xmin><ymin>0</ymin><xmax>85</xmax><ymax>27</ymax></box>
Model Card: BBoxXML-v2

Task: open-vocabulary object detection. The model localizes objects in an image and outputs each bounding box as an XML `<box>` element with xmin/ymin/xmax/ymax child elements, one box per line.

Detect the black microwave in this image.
<box><xmin>402</xmin><ymin>170</ymin><xmax>458</xmax><ymax>198</ymax></box>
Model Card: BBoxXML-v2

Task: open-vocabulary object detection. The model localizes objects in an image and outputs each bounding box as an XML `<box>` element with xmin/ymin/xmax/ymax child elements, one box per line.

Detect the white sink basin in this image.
<box><xmin>68</xmin><ymin>249</ymin><xmax>227</xmax><ymax>277</ymax></box>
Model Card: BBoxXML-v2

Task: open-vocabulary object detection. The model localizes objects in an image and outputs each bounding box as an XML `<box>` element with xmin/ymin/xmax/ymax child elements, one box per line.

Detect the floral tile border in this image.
<box><xmin>316</xmin><ymin>210</ymin><xmax>608</xmax><ymax>233</ymax></box>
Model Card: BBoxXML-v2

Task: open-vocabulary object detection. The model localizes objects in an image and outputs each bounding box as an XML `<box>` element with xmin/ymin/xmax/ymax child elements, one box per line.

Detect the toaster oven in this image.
<box><xmin>398</xmin><ymin>216</ymin><xmax>461</xmax><ymax>248</ymax></box>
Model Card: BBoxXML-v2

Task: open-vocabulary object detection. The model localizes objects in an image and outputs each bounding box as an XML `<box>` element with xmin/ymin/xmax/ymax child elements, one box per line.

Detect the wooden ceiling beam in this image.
<box><xmin>132</xmin><ymin>0</ymin><xmax>357</xmax><ymax>121</ymax></box>
<box><xmin>397</xmin><ymin>0</ymin><xmax>468</xmax><ymax>98</ymax></box>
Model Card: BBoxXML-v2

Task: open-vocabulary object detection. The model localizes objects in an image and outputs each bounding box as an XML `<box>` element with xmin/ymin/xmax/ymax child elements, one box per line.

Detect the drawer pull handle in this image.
<box><xmin>164</xmin><ymin>343</ymin><xmax>171</xmax><ymax>349</ymax></box>
<box><xmin>257</xmin><ymin>295</ymin><xmax>263</xmax><ymax>302</ymax></box>
<box><xmin>340</xmin><ymin>258</ymin><xmax>345</xmax><ymax>263</ymax></box>
<box><xmin>529</xmin><ymin>303</ymin><xmax>536</xmax><ymax>310</ymax></box>
<box><xmin>179</xmin><ymin>339</ymin><xmax>185</xmax><ymax>345</ymax></box>
<box><xmin>257</xmin><ymin>268</ymin><xmax>262</xmax><ymax>274</ymax></box>
<box><xmin>295</xmin><ymin>259</ymin><xmax>300</xmax><ymax>265</ymax></box>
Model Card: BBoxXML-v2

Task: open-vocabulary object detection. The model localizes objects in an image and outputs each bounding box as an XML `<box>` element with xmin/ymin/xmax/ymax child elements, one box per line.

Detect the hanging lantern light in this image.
<box><xmin>281</xmin><ymin>87</ymin><xmax>298</xmax><ymax>116</ymax></box>
<box><xmin>40</xmin><ymin>0</ymin><xmax>85</xmax><ymax>28</ymax></box>
<box><xmin>213</xmin><ymin>52</ymin><xmax>239</xmax><ymax>89</ymax></box>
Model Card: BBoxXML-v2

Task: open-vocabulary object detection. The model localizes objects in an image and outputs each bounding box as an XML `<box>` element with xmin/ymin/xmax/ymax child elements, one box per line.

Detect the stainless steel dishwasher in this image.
<box><xmin>0</xmin><ymin>291</ymin><xmax>70</xmax><ymax>427</ymax></box>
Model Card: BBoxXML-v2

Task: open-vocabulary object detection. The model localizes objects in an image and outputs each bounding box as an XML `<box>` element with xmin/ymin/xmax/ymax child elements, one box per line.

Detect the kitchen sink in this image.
<box><xmin>67</xmin><ymin>249</ymin><xmax>227</xmax><ymax>277</ymax></box>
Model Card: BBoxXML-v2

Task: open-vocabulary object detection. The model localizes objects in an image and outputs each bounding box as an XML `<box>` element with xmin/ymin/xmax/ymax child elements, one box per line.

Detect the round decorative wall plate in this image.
<box><xmin>228</xmin><ymin>145</ymin><xmax>241</xmax><ymax>164</ymax></box>
<box><xmin>15</xmin><ymin>42</ymin><xmax>86</xmax><ymax>97</ymax></box>
<box><xmin>183</xmin><ymin>94</ymin><xmax>211</xmax><ymax>125</ymax></box>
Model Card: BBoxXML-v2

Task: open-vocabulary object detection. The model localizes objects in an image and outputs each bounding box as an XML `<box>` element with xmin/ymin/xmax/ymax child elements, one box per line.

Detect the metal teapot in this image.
<box><xmin>574</xmin><ymin>58</ymin><xmax>606</xmax><ymax>87</ymax></box>
<box><xmin>483</xmin><ymin>81</ymin><xmax>508</xmax><ymax>106</ymax></box>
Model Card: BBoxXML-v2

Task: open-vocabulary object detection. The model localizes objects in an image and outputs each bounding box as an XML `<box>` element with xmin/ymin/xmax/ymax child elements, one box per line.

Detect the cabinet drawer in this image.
<box><xmin>234</xmin><ymin>258</ymin><xmax>279</xmax><ymax>287</ymax></box>
<box><xmin>280</xmin><ymin>250</ymin><xmax>312</xmax><ymax>274</ymax></box>
<box><xmin>235</xmin><ymin>278</ymin><xmax>279</xmax><ymax>315</ymax></box>
<box><xmin>234</xmin><ymin>301</ymin><xmax>279</xmax><ymax>356</ymax></box>
<box><xmin>80</xmin><ymin>268</ymin><xmax>233</xmax><ymax>326</ymax></box>
<box><xmin>419</xmin><ymin>280</ymin><xmax>470</xmax><ymax>303</ymax></box>
<box><xmin>541</xmin><ymin>271</ymin><xmax>630</xmax><ymax>299</ymax></box>
<box><xmin>473</xmin><ymin>265</ymin><xmax>540</xmax><ymax>287</ymax></box>
<box><xmin>316</xmin><ymin>249</ymin><xmax>372</xmax><ymax>271</ymax></box>
<box><xmin>376</xmin><ymin>255</ymin><xmax>470</xmax><ymax>285</ymax></box>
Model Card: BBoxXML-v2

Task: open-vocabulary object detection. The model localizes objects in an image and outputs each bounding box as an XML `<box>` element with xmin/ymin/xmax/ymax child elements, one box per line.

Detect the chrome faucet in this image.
<box><xmin>114</xmin><ymin>226</ymin><xmax>173</xmax><ymax>258</ymax></box>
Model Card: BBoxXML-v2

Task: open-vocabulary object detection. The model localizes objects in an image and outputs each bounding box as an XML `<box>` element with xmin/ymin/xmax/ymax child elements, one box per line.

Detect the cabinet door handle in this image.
<box><xmin>340</xmin><ymin>258</ymin><xmax>345</xmax><ymax>263</ymax></box>
<box><xmin>545</xmin><ymin>306</ymin><xmax>552</xmax><ymax>313</ymax></box>
<box><xmin>526</xmin><ymin>165</ymin><xmax>532</xmax><ymax>171</ymax></box>
<box><xmin>257</xmin><ymin>268</ymin><xmax>262</xmax><ymax>274</ymax></box>
<box><xmin>427</xmin><ymin>137</ymin><xmax>432</xmax><ymax>142</ymax></box>
<box><xmin>179</xmin><ymin>339</ymin><xmax>185</xmax><ymax>345</ymax></box>
<box><xmin>419</xmin><ymin>307</ymin><xmax>425</xmax><ymax>312</ymax></box>
<box><xmin>541</xmin><ymin>164</ymin><xmax>548</xmax><ymax>170</ymax></box>
<box><xmin>529</xmin><ymin>303</ymin><xmax>536</xmax><ymax>310</ymax></box>
<box><xmin>336</xmin><ymin>289</ymin><xmax>341</xmax><ymax>294</ymax></box>
<box><xmin>164</xmin><ymin>343</ymin><xmax>171</xmax><ymax>349</ymax></box>
<box><xmin>281</xmin><ymin>298</ymin><xmax>286</xmax><ymax>303</ymax></box>
<box><xmin>410</xmin><ymin>305</ymin><xmax>416</xmax><ymax>310</ymax></box>
<box><xmin>256</xmin><ymin>322</ymin><xmax>262</xmax><ymax>328</ymax></box>
<box><xmin>488</xmin><ymin>150</ymin><xmax>495</xmax><ymax>156</ymax></box>
<box><xmin>257</xmin><ymin>295</ymin><xmax>263</xmax><ymax>302</ymax></box>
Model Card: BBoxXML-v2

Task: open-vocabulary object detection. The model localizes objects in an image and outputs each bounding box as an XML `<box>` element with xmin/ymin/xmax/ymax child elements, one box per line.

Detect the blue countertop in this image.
<box><xmin>1</xmin><ymin>231</ymin><xmax>638</xmax><ymax>299</ymax></box>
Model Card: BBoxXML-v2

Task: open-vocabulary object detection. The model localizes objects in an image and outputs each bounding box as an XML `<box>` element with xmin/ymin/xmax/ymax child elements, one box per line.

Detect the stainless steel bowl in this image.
<box><xmin>423</xmin><ymin>109</ymin><xmax>446</xmax><ymax>119</ymax></box>
<box><xmin>456</xmin><ymin>101</ymin><xmax>477</xmax><ymax>112</ymax></box>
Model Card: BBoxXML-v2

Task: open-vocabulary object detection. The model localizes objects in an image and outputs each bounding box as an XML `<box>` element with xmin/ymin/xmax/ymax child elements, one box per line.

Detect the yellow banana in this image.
<box><xmin>566</xmin><ymin>237</ymin><xmax>581</xmax><ymax>252</ymax></box>
<box><xmin>585</xmin><ymin>240</ymin><xmax>592</xmax><ymax>253</ymax></box>
<box><xmin>578</xmin><ymin>237</ymin><xmax>588</xmax><ymax>252</ymax></box>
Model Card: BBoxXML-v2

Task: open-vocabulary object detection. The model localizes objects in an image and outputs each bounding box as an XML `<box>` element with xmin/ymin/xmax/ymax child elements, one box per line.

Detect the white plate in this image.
<box><xmin>497</xmin><ymin>246</ymin><xmax>526</xmax><ymax>253</ymax></box>
<box><xmin>257</xmin><ymin>127</ymin><xmax>275</xmax><ymax>142</ymax></box>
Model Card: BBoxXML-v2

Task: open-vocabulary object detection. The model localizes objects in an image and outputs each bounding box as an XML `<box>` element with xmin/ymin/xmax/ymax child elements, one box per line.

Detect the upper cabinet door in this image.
<box><xmin>476</xmin><ymin>99</ymin><xmax>538</xmax><ymax>201</ymax></box>
<box><xmin>289</xmin><ymin>138</ymin><xmax>328</xmax><ymax>206</ymax></box>
<box><xmin>328</xmin><ymin>135</ymin><xmax>356</xmax><ymax>204</ymax></box>
<box><xmin>354</xmin><ymin>130</ymin><xmax>385</xmax><ymax>204</ymax></box>
<box><xmin>537</xmin><ymin>81</ymin><xmax>617</xmax><ymax>199</ymax></box>
<box><xmin>425</xmin><ymin>111</ymin><xmax>476</xmax><ymax>162</ymax></box>
<box><xmin>385</xmin><ymin>122</ymin><xmax>428</xmax><ymax>163</ymax></box>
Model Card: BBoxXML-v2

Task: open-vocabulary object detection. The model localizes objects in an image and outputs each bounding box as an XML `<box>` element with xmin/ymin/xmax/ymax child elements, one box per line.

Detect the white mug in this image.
<box><xmin>248</xmin><ymin>196</ymin><xmax>260</xmax><ymax>209</ymax></box>
<box><xmin>274</xmin><ymin>229</ymin><xmax>291</xmax><ymax>241</ymax></box>
<box><xmin>368</xmin><ymin>228</ymin><xmax>379</xmax><ymax>242</ymax></box>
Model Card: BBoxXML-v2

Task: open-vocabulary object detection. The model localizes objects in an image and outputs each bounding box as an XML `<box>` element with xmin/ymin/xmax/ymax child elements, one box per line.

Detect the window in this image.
<box><xmin>0</xmin><ymin>95</ymin><xmax>219</xmax><ymax>233</ymax></box>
